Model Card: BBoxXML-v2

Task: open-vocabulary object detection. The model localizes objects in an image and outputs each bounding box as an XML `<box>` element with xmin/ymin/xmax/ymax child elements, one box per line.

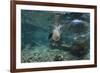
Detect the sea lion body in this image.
<box><xmin>52</xmin><ymin>29</ymin><xmax>61</xmax><ymax>41</ymax></box>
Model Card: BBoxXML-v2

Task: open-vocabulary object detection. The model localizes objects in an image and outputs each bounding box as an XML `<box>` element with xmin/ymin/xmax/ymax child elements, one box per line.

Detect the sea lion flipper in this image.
<box><xmin>48</xmin><ymin>32</ymin><xmax>53</xmax><ymax>40</ymax></box>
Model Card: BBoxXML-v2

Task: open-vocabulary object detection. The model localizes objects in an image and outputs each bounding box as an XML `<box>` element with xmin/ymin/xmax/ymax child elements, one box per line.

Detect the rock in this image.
<box><xmin>54</xmin><ymin>55</ymin><xmax>64</xmax><ymax>61</ymax></box>
<box><xmin>69</xmin><ymin>19</ymin><xmax>89</xmax><ymax>34</ymax></box>
<box><xmin>70</xmin><ymin>36</ymin><xmax>89</xmax><ymax>59</ymax></box>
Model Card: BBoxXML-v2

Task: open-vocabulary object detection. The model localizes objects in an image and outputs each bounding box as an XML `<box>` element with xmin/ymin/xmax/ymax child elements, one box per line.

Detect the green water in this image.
<box><xmin>21</xmin><ymin>10</ymin><xmax>90</xmax><ymax>63</ymax></box>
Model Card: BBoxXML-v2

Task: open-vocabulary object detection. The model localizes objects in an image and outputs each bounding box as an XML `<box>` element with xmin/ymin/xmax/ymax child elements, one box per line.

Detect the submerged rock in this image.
<box><xmin>54</xmin><ymin>55</ymin><xmax>64</xmax><ymax>61</ymax></box>
<box><xmin>69</xmin><ymin>19</ymin><xmax>89</xmax><ymax>34</ymax></box>
<box><xmin>70</xmin><ymin>35</ymin><xmax>89</xmax><ymax>59</ymax></box>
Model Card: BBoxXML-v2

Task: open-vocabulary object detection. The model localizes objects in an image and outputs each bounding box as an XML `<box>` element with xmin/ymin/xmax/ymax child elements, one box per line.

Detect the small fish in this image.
<box><xmin>61</xmin><ymin>44</ymin><xmax>71</xmax><ymax>48</ymax></box>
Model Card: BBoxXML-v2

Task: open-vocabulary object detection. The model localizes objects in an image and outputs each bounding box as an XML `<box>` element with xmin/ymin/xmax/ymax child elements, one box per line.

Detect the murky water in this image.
<box><xmin>21</xmin><ymin>10</ymin><xmax>90</xmax><ymax>63</ymax></box>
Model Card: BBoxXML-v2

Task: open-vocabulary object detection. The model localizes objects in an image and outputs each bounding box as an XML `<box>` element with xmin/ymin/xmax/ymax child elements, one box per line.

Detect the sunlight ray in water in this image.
<box><xmin>21</xmin><ymin>10</ymin><xmax>90</xmax><ymax>63</ymax></box>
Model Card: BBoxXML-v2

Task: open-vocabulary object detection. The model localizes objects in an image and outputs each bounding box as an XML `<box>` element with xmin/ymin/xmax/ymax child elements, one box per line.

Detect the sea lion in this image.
<box><xmin>51</xmin><ymin>25</ymin><xmax>62</xmax><ymax>41</ymax></box>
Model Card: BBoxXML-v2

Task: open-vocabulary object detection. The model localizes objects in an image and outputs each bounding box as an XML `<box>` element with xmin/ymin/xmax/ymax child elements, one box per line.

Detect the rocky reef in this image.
<box><xmin>21</xmin><ymin>10</ymin><xmax>90</xmax><ymax>63</ymax></box>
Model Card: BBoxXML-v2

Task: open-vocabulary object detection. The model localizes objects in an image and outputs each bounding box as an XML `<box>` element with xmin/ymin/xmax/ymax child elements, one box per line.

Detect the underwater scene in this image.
<box><xmin>21</xmin><ymin>10</ymin><xmax>90</xmax><ymax>63</ymax></box>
